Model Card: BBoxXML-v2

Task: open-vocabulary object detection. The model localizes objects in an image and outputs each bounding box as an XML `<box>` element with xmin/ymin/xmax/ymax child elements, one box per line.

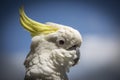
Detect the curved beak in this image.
<box><xmin>72</xmin><ymin>47</ymin><xmax>80</xmax><ymax>66</ymax></box>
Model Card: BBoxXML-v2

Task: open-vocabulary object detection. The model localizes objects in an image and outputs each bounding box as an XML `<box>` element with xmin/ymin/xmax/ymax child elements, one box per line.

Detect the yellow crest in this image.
<box><xmin>19</xmin><ymin>7</ymin><xmax>59</xmax><ymax>36</ymax></box>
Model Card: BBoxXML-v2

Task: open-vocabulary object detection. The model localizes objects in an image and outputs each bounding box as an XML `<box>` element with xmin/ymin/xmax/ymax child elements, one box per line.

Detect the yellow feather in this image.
<box><xmin>19</xmin><ymin>7</ymin><xmax>59</xmax><ymax>36</ymax></box>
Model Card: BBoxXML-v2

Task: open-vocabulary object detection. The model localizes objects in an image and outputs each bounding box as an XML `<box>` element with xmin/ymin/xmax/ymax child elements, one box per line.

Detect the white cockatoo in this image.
<box><xmin>19</xmin><ymin>7</ymin><xmax>82</xmax><ymax>80</ymax></box>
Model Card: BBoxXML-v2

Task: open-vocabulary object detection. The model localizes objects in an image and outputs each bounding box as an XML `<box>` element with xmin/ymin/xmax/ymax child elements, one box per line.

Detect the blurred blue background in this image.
<box><xmin>0</xmin><ymin>0</ymin><xmax>120</xmax><ymax>80</ymax></box>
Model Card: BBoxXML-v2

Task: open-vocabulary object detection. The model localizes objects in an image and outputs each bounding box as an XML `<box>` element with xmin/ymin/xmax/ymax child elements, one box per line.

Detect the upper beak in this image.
<box><xmin>72</xmin><ymin>47</ymin><xmax>80</xmax><ymax>66</ymax></box>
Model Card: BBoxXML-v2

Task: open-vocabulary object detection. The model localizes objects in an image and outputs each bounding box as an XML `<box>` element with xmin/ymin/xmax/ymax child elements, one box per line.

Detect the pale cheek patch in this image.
<box><xmin>51</xmin><ymin>49</ymin><xmax>76</xmax><ymax>69</ymax></box>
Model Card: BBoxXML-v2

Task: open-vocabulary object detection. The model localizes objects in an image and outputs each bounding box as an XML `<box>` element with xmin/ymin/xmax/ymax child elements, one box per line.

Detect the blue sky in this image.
<box><xmin>0</xmin><ymin>0</ymin><xmax>120</xmax><ymax>80</ymax></box>
<box><xmin>1</xmin><ymin>0</ymin><xmax>119</xmax><ymax>54</ymax></box>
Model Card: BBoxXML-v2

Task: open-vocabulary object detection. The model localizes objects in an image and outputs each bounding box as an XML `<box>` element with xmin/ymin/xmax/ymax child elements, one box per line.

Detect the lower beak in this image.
<box><xmin>72</xmin><ymin>47</ymin><xmax>80</xmax><ymax>66</ymax></box>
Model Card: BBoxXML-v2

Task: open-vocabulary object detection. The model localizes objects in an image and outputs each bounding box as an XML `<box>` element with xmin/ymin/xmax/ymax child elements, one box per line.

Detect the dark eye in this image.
<box><xmin>59</xmin><ymin>40</ymin><xmax>65</xmax><ymax>45</ymax></box>
<box><xmin>56</xmin><ymin>37</ymin><xmax>65</xmax><ymax>46</ymax></box>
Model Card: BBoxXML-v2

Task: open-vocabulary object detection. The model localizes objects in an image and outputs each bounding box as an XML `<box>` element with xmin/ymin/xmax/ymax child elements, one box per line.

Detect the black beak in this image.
<box><xmin>72</xmin><ymin>47</ymin><xmax>80</xmax><ymax>66</ymax></box>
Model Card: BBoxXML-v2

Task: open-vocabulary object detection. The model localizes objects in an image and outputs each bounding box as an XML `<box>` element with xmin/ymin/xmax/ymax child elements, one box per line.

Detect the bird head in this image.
<box><xmin>20</xmin><ymin>7</ymin><xmax>82</xmax><ymax>80</ymax></box>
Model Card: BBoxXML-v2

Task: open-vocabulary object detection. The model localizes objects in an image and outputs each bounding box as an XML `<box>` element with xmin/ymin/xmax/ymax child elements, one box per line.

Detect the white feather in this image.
<box><xmin>24</xmin><ymin>22</ymin><xmax>82</xmax><ymax>80</ymax></box>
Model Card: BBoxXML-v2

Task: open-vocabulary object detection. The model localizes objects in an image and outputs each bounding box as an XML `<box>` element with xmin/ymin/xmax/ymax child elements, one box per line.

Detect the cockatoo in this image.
<box><xmin>19</xmin><ymin>7</ymin><xmax>82</xmax><ymax>80</ymax></box>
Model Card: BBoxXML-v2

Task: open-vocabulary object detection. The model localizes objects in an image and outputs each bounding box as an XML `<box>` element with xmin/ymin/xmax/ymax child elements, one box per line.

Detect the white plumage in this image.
<box><xmin>19</xmin><ymin>7</ymin><xmax>82</xmax><ymax>80</ymax></box>
<box><xmin>24</xmin><ymin>22</ymin><xmax>82</xmax><ymax>80</ymax></box>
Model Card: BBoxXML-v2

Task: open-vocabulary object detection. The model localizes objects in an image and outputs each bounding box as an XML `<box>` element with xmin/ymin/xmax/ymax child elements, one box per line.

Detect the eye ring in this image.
<box><xmin>56</xmin><ymin>37</ymin><xmax>65</xmax><ymax>46</ymax></box>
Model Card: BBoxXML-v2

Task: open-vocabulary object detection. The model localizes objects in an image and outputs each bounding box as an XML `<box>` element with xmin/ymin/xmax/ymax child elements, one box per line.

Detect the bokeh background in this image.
<box><xmin>0</xmin><ymin>0</ymin><xmax>120</xmax><ymax>80</ymax></box>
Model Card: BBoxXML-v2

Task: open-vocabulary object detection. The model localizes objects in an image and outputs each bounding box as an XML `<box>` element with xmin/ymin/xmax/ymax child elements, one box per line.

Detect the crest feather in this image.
<box><xmin>19</xmin><ymin>7</ymin><xmax>59</xmax><ymax>36</ymax></box>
